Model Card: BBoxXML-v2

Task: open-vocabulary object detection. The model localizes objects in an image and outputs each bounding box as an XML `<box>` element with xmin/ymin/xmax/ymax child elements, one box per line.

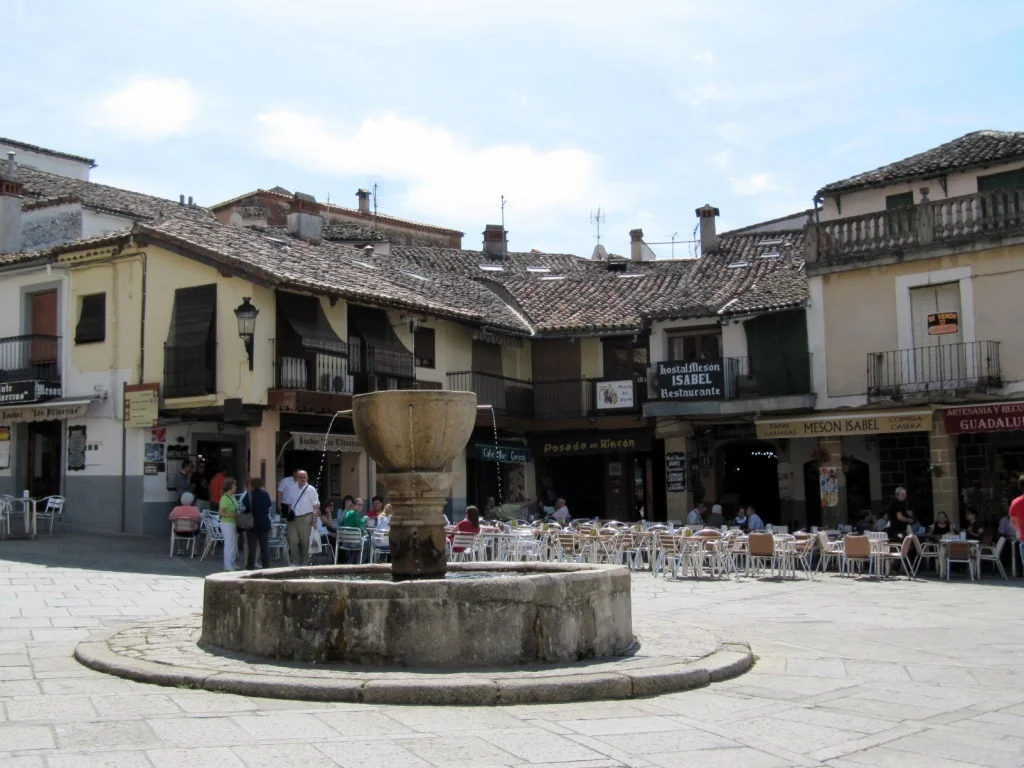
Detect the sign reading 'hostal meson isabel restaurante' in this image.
<box><xmin>653</xmin><ymin>360</ymin><xmax>725</xmax><ymax>400</ymax></box>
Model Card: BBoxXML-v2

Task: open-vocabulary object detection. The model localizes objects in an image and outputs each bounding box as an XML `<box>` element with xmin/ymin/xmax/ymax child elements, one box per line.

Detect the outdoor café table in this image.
<box><xmin>938</xmin><ymin>536</ymin><xmax>981</xmax><ymax>576</ymax></box>
<box><xmin>14</xmin><ymin>496</ymin><xmax>41</xmax><ymax>538</ymax></box>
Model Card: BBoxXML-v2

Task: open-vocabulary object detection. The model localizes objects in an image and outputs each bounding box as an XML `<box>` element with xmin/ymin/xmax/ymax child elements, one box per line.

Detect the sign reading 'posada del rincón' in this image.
<box><xmin>653</xmin><ymin>360</ymin><xmax>725</xmax><ymax>400</ymax></box>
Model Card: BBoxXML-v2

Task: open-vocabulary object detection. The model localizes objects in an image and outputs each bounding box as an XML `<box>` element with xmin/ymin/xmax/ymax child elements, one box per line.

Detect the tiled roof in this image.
<box><xmin>210</xmin><ymin>189</ymin><xmax>463</xmax><ymax>237</ymax></box>
<box><xmin>384</xmin><ymin>245</ymin><xmax>593</xmax><ymax>278</ymax></box>
<box><xmin>0</xmin><ymin>137</ymin><xmax>96</xmax><ymax>166</ymax></box>
<box><xmin>818</xmin><ymin>130</ymin><xmax>1024</xmax><ymax>196</ymax></box>
<box><xmin>0</xmin><ymin>229</ymin><xmax>131</xmax><ymax>267</ymax></box>
<box><xmin>132</xmin><ymin>218</ymin><xmax>531</xmax><ymax>333</ymax></box>
<box><xmin>494</xmin><ymin>232</ymin><xmax>807</xmax><ymax>334</ymax></box>
<box><xmin>8</xmin><ymin>160</ymin><xmax>213</xmax><ymax>223</ymax></box>
<box><xmin>321</xmin><ymin>223</ymin><xmax>387</xmax><ymax>242</ymax></box>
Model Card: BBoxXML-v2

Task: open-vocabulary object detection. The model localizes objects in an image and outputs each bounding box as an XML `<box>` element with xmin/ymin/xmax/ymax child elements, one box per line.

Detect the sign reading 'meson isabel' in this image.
<box><xmin>653</xmin><ymin>360</ymin><xmax>725</xmax><ymax>400</ymax></box>
<box><xmin>756</xmin><ymin>410</ymin><xmax>932</xmax><ymax>440</ymax></box>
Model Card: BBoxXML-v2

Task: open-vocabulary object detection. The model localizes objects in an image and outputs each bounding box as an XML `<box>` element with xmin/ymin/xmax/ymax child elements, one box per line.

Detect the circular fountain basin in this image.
<box><xmin>200</xmin><ymin>562</ymin><xmax>633</xmax><ymax>668</ymax></box>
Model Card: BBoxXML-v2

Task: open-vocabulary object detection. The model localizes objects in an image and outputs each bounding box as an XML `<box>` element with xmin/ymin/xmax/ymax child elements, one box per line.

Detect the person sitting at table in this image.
<box><xmin>930</xmin><ymin>510</ymin><xmax>953</xmax><ymax>539</ymax></box>
<box><xmin>339</xmin><ymin>501</ymin><xmax>368</xmax><ymax>530</ymax></box>
<box><xmin>451</xmin><ymin>505</ymin><xmax>481</xmax><ymax>553</ymax></box>
<box><xmin>999</xmin><ymin>510</ymin><xmax>1018</xmax><ymax>542</ymax></box>
<box><xmin>732</xmin><ymin>508</ymin><xmax>749</xmax><ymax>532</ymax></box>
<box><xmin>168</xmin><ymin>492</ymin><xmax>201</xmax><ymax>524</ymax></box>
<box><xmin>746</xmin><ymin>506</ymin><xmax>765</xmax><ymax>531</ymax></box>
<box><xmin>705</xmin><ymin>504</ymin><xmax>725</xmax><ymax>529</ymax></box>
<box><xmin>337</xmin><ymin>495</ymin><xmax>355</xmax><ymax>525</ymax></box>
<box><xmin>964</xmin><ymin>510</ymin><xmax>984</xmax><ymax>541</ymax></box>
<box><xmin>318</xmin><ymin>501</ymin><xmax>337</xmax><ymax>533</ymax></box>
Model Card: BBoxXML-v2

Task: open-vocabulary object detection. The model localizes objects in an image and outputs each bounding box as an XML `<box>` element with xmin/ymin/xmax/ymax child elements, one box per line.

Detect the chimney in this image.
<box><xmin>0</xmin><ymin>153</ymin><xmax>24</xmax><ymax>253</ymax></box>
<box><xmin>629</xmin><ymin>228</ymin><xmax>643</xmax><ymax>261</ymax></box>
<box><xmin>179</xmin><ymin>194</ymin><xmax>185</xmax><ymax>205</ymax></box>
<box><xmin>356</xmin><ymin>188</ymin><xmax>371</xmax><ymax>214</ymax></box>
<box><xmin>482</xmin><ymin>224</ymin><xmax>507</xmax><ymax>257</ymax></box>
<box><xmin>695</xmin><ymin>204</ymin><xmax>720</xmax><ymax>254</ymax></box>
<box><xmin>187</xmin><ymin>195</ymin><xmax>193</xmax><ymax>207</ymax></box>
<box><xmin>286</xmin><ymin>192</ymin><xmax>324</xmax><ymax>243</ymax></box>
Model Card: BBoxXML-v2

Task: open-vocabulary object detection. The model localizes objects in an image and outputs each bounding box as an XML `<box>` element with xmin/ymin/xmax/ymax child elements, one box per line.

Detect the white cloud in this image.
<box><xmin>731</xmin><ymin>172</ymin><xmax>777</xmax><ymax>196</ymax></box>
<box><xmin>712</xmin><ymin>149</ymin><xmax>733</xmax><ymax>169</ymax></box>
<box><xmin>254</xmin><ymin>111</ymin><xmax>614</xmax><ymax>225</ymax></box>
<box><xmin>90</xmin><ymin>76</ymin><xmax>200</xmax><ymax>141</ymax></box>
<box><xmin>692</xmin><ymin>51</ymin><xmax>714</xmax><ymax>63</ymax></box>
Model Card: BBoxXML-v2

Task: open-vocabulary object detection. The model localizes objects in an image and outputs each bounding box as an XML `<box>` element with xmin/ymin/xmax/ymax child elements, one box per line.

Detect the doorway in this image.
<box><xmin>26</xmin><ymin>421</ymin><xmax>61</xmax><ymax>498</ymax></box>
<box><xmin>196</xmin><ymin>440</ymin><xmax>242</xmax><ymax>489</ymax></box>
<box><xmin>718</xmin><ymin>441</ymin><xmax>780</xmax><ymax>522</ymax></box>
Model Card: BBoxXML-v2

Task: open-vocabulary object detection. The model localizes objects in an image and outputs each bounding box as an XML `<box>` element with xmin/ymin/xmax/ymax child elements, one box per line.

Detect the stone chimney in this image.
<box><xmin>696</xmin><ymin>204</ymin><xmax>720</xmax><ymax>255</ymax></box>
<box><xmin>482</xmin><ymin>224</ymin><xmax>507</xmax><ymax>258</ymax></box>
<box><xmin>286</xmin><ymin>192</ymin><xmax>324</xmax><ymax>244</ymax></box>
<box><xmin>629</xmin><ymin>228</ymin><xmax>656</xmax><ymax>262</ymax></box>
<box><xmin>356</xmin><ymin>188</ymin><xmax>371</xmax><ymax>214</ymax></box>
<box><xmin>0</xmin><ymin>152</ymin><xmax>24</xmax><ymax>253</ymax></box>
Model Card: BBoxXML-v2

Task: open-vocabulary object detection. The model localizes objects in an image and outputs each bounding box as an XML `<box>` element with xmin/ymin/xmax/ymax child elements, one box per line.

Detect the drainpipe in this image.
<box><xmin>120</xmin><ymin>252</ymin><xmax>148</xmax><ymax>534</ymax></box>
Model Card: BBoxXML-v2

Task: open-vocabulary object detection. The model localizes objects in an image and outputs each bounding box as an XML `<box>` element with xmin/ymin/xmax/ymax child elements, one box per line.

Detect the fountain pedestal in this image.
<box><xmin>378</xmin><ymin>471</ymin><xmax>453</xmax><ymax>581</ymax></box>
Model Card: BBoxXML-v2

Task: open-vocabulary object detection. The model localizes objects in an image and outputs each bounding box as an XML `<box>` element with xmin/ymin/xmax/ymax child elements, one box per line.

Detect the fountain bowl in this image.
<box><xmin>200</xmin><ymin>562</ymin><xmax>634</xmax><ymax>668</ymax></box>
<box><xmin>351</xmin><ymin>389</ymin><xmax>478</xmax><ymax>472</ymax></box>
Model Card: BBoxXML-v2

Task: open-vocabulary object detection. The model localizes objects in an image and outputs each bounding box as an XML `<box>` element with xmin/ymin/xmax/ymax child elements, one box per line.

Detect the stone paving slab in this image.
<box><xmin>73</xmin><ymin>614</ymin><xmax>752</xmax><ymax>705</ymax></box>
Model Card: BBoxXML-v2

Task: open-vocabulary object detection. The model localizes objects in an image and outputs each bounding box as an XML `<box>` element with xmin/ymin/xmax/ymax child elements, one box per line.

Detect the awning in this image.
<box><xmin>0</xmin><ymin>398</ymin><xmax>94</xmax><ymax>423</ymax></box>
<box><xmin>755</xmin><ymin>409</ymin><xmax>932</xmax><ymax>440</ymax></box>
<box><xmin>348</xmin><ymin>306</ymin><xmax>415</xmax><ymax>377</ymax></box>
<box><xmin>278</xmin><ymin>292</ymin><xmax>347</xmax><ymax>355</ymax></box>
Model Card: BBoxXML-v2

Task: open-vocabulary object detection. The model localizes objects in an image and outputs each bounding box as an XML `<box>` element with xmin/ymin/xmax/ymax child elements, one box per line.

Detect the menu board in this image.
<box><xmin>666</xmin><ymin>452</ymin><xmax>687</xmax><ymax>493</ymax></box>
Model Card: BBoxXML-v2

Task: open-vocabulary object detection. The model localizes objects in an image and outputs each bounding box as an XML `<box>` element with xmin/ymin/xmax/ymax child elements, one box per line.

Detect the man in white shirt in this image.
<box><xmin>747</xmin><ymin>506</ymin><xmax>766</xmax><ymax>531</ymax></box>
<box><xmin>278</xmin><ymin>471</ymin><xmax>300</xmax><ymax>517</ymax></box>
<box><xmin>552</xmin><ymin>498</ymin><xmax>571</xmax><ymax>523</ymax></box>
<box><xmin>287</xmin><ymin>470</ymin><xmax>320</xmax><ymax>565</ymax></box>
<box><xmin>686</xmin><ymin>502</ymin><xmax>706</xmax><ymax>528</ymax></box>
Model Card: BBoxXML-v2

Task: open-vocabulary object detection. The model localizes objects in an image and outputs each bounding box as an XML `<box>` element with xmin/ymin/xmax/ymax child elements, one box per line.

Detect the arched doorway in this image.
<box><xmin>718</xmin><ymin>440</ymin><xmax>780</xmax><ymax>523</ymax></box>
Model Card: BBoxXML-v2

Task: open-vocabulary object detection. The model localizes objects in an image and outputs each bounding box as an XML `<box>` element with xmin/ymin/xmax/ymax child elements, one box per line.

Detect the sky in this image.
<box><xmin>6</xmin><ymin>0</ymin><xmax>1024</xmax><ymax>257</ymax></box>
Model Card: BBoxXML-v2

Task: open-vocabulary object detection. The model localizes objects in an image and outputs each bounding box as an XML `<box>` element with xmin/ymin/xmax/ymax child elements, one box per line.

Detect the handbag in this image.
<box><xmin>234</xmin><ymin>496</ymin><xmax>254</xmax><ymax>531</ymax></box>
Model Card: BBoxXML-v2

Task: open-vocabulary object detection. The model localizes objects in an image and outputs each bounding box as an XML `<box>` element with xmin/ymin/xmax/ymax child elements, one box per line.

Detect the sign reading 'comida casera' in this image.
<box><xmin>653</xmin><ymin>360</ymin><xmax>724</xmax><ymax>400</ymax></box>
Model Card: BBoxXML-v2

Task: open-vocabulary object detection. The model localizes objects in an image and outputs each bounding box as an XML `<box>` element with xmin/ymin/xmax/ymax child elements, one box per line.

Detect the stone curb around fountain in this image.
<box><xmin>74</xmin><ymin>622</ymin><xmax>753</xmax><ymax>706</ymax></box>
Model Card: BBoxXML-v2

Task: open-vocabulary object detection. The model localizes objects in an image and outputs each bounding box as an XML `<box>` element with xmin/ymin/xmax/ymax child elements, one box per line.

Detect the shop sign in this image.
<box><xmin>0</xmin><ymin>400</ymin><xmax>91</xmax><ymax>422</ymax></box>
<box><xmin>541</xmin><ymin>431</ymin><xmax>651</xmax><ymax>456</ymax></box>
<box><xmin>653</xmin><ymin>360</ymin><xmax>724</xmax><ymax>401</ymax></box>
<box><xmin>756</xmin><ymin>409</ymin><xmax>932</xmax><ymax>439</ymax></box>
<box><xmin>944</xmin><ymin>401</ymin><xmax>1024</xmax><ymax>434</ymax></box>
<box><xmin>665</xmin><ymin>452</ymin><xmax>687</xmax><ymax>493</ymax></box>
<box><xmin>292</xmin><ymin>431</ymin><xmax>363</xmax><ymax>453</ymax></box>
<box><xmin>709</xmin><ymin>423</ymin><xmax>757</xmax><ymax>441</ymax></box>
<box><xmin>477</xmin><ymin>443</ymin><xmax>531</xmax><ymax>463</ymax></box>
<box><xmin>124</xmin><ymin>383</ymin><xmax>159</xmax><ymax>428</ymax></box>
<box><xmin>928</xmin><ymin>311</ymin><xmax>959</xmax><ymax>336</ymax></box>
<box><xmin>0</xmin><ymin>380</ymin><xmax>62</xmax><ymax>406</ymax></box>
<box><xmin>595</xmin><ymin>380</ymin><xmax>635</xmax><ymax>410</ymax></box>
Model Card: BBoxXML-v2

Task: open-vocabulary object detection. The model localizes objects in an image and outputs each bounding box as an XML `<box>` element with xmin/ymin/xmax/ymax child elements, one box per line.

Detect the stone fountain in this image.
<box><xmin>200</xmin><ymin>390</ymin><xmax>633</xmax><ymax>668</ymax></box>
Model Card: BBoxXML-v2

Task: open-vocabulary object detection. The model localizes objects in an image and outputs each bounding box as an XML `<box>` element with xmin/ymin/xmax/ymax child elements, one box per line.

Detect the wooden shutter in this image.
<box><xmin>414</xmin><ymin>327</ymin><xmax>435</xmax><ymax>368</ymax></box>
<box><xmin>30</xmin><ymin>291</ymin><xmax>58</xmax><ymax>365</ymax></box>
<box><xmin>168</xmin><ymin>285</ymin><xmax>217</xmax><ymax>347</ymax></box>
<box><xmin>74</xmin><ymin>294</ymin><xmax>106</xmax><ymax>344</ymax></box>
<box><xmin>472</xmin><ymin>340</ymin><xmax>503</xmax><ymax>376</ymax></box>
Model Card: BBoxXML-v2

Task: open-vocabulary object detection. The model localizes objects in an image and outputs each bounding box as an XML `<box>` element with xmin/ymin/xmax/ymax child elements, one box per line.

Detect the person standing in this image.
<box><xmin>244</xmin><ymin>478</ymin><xmax>273</xmax><ymax>570</ymax></box>
<box><xmin>278</xmin><ymin>470</ymin><xmax>300</xmax><ymax>519</ymax></box>
<box><xmin>217</xmin><ymin>477</ymin><xmax>240</xmax><ymax>571</ymax></box>
<box><xmin>287</xmin><ymin>470</ymin><xmax>319</xmax><ymax>566</ymax></box>
<box><xmin>1011</xmin><ymin>477</ymin><xmax>1024</xmax><ymax>568</ymax></box>
<box><xmin>209</xmin><ymin>466</ymin><xmax>228</xmax><ymax>507</ymax></box>
<box><xmin>173</xmin><ymin>460</ymin><xmax>194</xmax><ymax>501</ymax></box>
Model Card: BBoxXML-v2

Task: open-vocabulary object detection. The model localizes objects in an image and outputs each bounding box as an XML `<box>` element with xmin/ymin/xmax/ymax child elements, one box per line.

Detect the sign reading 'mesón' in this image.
<box><xmin>653</xmin><ymin>360</ymin><xmax>725</xmax><ymax>401</ymax></box>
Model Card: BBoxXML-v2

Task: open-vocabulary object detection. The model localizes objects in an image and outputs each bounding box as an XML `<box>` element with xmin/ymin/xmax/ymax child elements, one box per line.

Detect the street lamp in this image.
<box><xmin>233</xmin><ymin>297</ymin><xmax>259</xmax><ymax>371</ymax></box>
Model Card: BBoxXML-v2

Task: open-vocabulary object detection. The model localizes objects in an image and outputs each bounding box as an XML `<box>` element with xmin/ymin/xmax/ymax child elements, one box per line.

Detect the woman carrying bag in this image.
<box><xmin>218</xmin><ymin>477</ymin><xmax>241</xmax><ymax>571</ymax></box>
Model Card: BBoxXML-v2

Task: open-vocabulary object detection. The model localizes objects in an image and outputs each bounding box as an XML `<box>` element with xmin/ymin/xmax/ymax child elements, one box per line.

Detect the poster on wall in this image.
<box><xmin>0</xmin><ymin>426</ymin><xmax>10</xmax><ymax>470</ymax></box>
<box><xmin>150</xmin><ymin>428</ymin><xmax>167</xmax><ymax>444</ymax></box>
<box><xmin>819</xmin><ymin>466</ymin><xmax>839</xmax><ymax>508</ymax></box>
<box><xmin>595</xmin><ymin>380</ymin><xmax>635</xmax><ymax>410</ymax></box>
<box><xmin>144</xmin><ymin>442</ymin><xmax>165</xmax><ymax>477</ymax></box>
<box><xmin>665</xmin><ymin>452</ymin><xmax>687</xmax><ymax>493</ymax></box>
<box><xmin>67</xmin><ymin>425</ymin><xmax>87</xmax><ymax>472</ymax></box>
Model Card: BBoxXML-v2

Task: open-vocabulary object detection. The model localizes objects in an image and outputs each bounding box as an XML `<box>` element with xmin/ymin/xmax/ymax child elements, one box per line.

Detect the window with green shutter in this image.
<box><xmin>978</xmin><ymin>168</ymin><xmax>1024</xmax><ymax>192</ymax></box>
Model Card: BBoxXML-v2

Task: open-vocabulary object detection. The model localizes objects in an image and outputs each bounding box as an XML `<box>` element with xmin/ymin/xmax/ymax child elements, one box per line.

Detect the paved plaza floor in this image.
<box><xmin>2</xmin><ymin>534</ymin><xmax>1024</xmax><ymax>768</ymax></box>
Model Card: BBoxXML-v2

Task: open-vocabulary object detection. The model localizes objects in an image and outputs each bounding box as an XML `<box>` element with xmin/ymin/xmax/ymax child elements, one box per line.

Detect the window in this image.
<box><xmin>668</xmin><ymin>332</ymin><xmax>721</xmax><ymax>362</ymax></box>
<box><xmin>414</xmin><ymin>327</ymin><xmax>436</xmax><ymax>368</ymax></box>
<box><xmin>885</xmin><ymin>192</ymin><xmax>914</xmax><ymax>209</ymax></box>
<box><xmin>74</xmin><ymin>293</ymin><xmax>106</xmax><ymax>344</ymax></box>
<box><xmin>977</xmin><ymin>168</ymin><xmax>1024</xmax><ymax>192</ymax></box>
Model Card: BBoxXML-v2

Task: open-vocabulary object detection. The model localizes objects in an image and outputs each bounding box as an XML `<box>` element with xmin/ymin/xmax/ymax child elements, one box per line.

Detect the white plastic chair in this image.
<box><xmin>200</xmin><ymin>518</ymin><xmax>224</xmax><ymax>561</ymax></box>
<box><xmin>36</xmin><ymin>496</ymin><xmax>65</xmax><ymax>534</ymax></box>
<box><xmin>946</xmin><ymin>540</ymin><xmax>976</xmax><ymax>581</ymax></box>
<box><xmin>0</xmin><ymin>496</ymin><xmax>11</xmax><ymax>538</ymax></box>
<box><xmin>169</xmin><ymin>518</ymin><xmax>199</xmax><ymax>557</ymax></box>
<box><xmin>334</xmin><ymin>526</ymin><xmax>366</xmax><ymax>564</ymax></box>
<box><xmin>979</xmin><ymin>537</ymin><xmax>1007</xmax><ymax>580</ymax></box>
<box><xmin>369</xmin><ymin>531</ymin><xmax>390</xmax><ymax>563</ymax></box>
<box><xmin>449</xmin><ymin>533</ymin><xmax>478</xmax><ymax>562</ymax></box>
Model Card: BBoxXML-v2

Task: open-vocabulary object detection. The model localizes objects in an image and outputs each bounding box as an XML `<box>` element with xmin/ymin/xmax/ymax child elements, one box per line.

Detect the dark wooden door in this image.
<box><xmin>602</xmin><ymin>338</ymin><xmax>633</xmax><ymax>379</ymax></box>
<box><xmin>30</xmin><ymin>291</ymin><xmax>58</xmax><ymax>367</ymax></box>
<box><xmin>532</xmin><ymin>340</ymin><xmax>582</xmax><ymax>418</ymax></box>
<box><xmin>26</xmin><ymin>421</ymin><xmax>61</xmax><ymax>498</ymax></box>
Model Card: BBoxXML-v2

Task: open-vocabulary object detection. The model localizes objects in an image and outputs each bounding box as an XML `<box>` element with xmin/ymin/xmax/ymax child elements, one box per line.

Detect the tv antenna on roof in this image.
<box><xmin>590</xmin><ymin>206</ymin><xmax>606</xmax><ymax>245</ymax></box>
<box><xmin>372</xmin><ymin>183</ymin><xmax>378</xmax><ymax>216</ymax></box>
<box><xmin>500</xmin><ymin>194</ymin><xmax>507</xmax><ymax>233</ymax></box>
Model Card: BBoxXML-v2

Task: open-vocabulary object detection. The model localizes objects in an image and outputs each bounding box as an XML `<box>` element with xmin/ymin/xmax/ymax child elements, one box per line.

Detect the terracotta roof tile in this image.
<box><xmin>0</xmin><ymin>137</ymin><xmax>96</xmax><ymax>166</ymax></box>
<box><xmin>818</xmin><ymin>130</ymin><xmax>1024</xmax><ymax>196</ymax></box>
